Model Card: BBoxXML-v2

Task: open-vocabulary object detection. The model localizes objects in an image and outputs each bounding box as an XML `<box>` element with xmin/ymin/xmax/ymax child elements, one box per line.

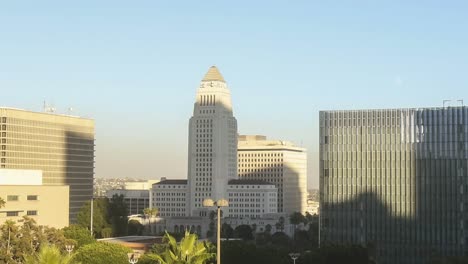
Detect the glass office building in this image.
<box><xmin>319</xmin><ymin>107</ymin><xmax>468</xmax><ymax>264</ymax></box>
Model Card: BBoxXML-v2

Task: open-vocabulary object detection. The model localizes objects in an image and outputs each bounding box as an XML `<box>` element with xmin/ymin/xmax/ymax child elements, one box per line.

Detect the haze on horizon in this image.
<box><xmin>1</xmin><ymin>1</ymin><xmax>468</xmax><ymax>188</ymax></box>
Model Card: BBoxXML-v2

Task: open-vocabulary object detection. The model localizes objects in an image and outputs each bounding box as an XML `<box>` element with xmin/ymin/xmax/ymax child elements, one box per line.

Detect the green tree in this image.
<box><xmin>290</xmin><ymin>212</ymin><xmax>305</xmax><ymax>229</ymax></box>
<box><xmin>234</xmin><ymin>225</ymin><xmax>253</xmax><ymax>241</ymax></box>
<box><xmin>143</xmin><ymin>207</ymin><xmax>158</xmax><ymax>217</ymax></box>
<box><xmin>76</xmin><ymin>198</ymin><xmax>111</xmax><ymax>238</ymax></box>
<box><xmin>127</xmin><ymin>220</ymin><xmax>144</xmax><ymax>236</ymax></box>
<box><xmin>73</xmin><ymin>242</ymin><xmax>132</xmax><ymax>264</ymax></box>
<box><xmin>0</xmin><ymin>197</ymin><xmax>5</xmax><ymax>208</ymax></box>
<box><xmin>0</xmin><ymin>217</ymin><xmax>71</xmax><ymax>263</ymax></box>
<box><xmin>221</xmin><ymin>223</ymin><xmax>234</xmax><ymax>239</ymax></box>
<box><xmin>265</xmin><ymin>224</ymin><xmax>272</xmax><ymax>234</ymax></box>
<box><xmin>275</xmin><ymin>216</ymin><xmax>285</xmax><ymax>232</ymax></box>
<box><xmin>146</xmin><ymin>231</ymin><xmax>215</xmax><ymax>264</ymax></box>
<box><xmin>62</xmin><ymin>225</ymin><xmax>95</xmax><ymax>248</ymax></box>
<box><xmin>24</xmin><ymin>244</ymin><xmax>79</xmax><ymax>264</ymax></box>
<box><xmin>109</xmin><ymin>194</ymin><xmax>128</xmax><ymax>236</ymax></box>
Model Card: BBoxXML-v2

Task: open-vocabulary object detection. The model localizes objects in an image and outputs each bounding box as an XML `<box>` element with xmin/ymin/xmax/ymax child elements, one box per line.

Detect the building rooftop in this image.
<box><xmin>154</xmin><ymin>179</ymin><xmax>188</xmax><ymax>185</ymax></box>
<box><xmin>202</xmin><ymin>66</ymin><xmax>225</xmax><ymax>83</ymax></box>
<box><xmin>228</xmin><ymin>179</ymin><xmax>274</xmax><ymax>185</ymax></box>
<box><xmin>238</xmin><ymin>135</ymin><xmax>305</xmax><ymax>152</ymax></box>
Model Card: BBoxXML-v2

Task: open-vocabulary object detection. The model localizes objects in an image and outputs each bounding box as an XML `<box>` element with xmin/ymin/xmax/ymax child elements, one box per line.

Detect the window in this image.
<box><xmin>27</xmin><ymin>195</ymin><xmax>38</xmax><ymax>201</ymax></box>
<box><xmin>7</xmin><ymin>211</ymin><xmax>19</xmax><ymax>217</ymax></box>
<box><xmin>7</xmin><ymin>195</ymin><xmax>18</xmax><ymax>201</ymax></box>
<box><xmin>27</xmin><ymin>210</ymin><xmax>38</xmax><ymax>216</ymax></box>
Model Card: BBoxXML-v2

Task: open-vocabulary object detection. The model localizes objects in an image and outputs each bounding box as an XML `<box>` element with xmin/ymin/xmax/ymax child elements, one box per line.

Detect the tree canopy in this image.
<box><xmin>146</xmin><ymin>231</ymin><xmax>215</xmax><ymax>264</ymax></box>
<box><xmin>24</xmin><ymin>244</ymin><xmax>79</xmax><ymax>264</ymax></box>
<box><xmin>62</xmin><ymin>225</ymin><xmax>95</xmax><ymax>248</ymax></box>
<box><xmin>73</xmin><ymin>242</ymin><xmax>131</xmax><ymax>264</ymax></box>
<box><xmin>76</xmin><ymin>195</ymin><xmax>128</xmax><ymax>238</ymax></box>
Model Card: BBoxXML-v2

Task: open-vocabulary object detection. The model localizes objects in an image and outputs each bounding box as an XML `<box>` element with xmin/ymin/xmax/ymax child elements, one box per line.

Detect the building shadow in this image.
<box><xmin>65</xmin><ymin>130</ymin><xmax>95</xmax><ymax>223</ymax></box>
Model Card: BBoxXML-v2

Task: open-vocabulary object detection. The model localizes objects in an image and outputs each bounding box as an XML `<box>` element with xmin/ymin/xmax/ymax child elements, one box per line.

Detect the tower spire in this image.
<box><xmin>202</xmin><ymin>66</ymin><xmax>225</xmax><ymax>82</ymax></box>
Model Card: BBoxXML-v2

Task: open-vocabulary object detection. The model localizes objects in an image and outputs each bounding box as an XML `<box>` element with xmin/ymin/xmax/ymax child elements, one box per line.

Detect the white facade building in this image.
<box><xmin>152</xmin><ymin>179</ymin><xmax>188</xmax><ymax>217</ymax></box>
<box><xmin>187</xmin><ymin>66</ymin><xmax>238</xmax><ymax>216</ymax></box>
<box><xmin>238</xmin><ymin>135</ymin><xmax>307</xmax><ymax>214</ymax></box>
<box><xmin>227</xmin><ymin>179</ymin><xmax>277</xmax><ymax>218</ymax></box>
<box><xmin>106</xmin><ymin>180</ymin><xmax>158</xmax><ymax>215</ymax></box>
<box><xmin>151</xmin><ymin>178</ymin><xmax>277</xmax><ymax>218</ymax></box>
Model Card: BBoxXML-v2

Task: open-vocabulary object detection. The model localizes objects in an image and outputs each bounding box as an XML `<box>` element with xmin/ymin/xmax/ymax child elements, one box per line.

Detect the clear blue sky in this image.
<box><xmin>1</xmin><ymin>1</ymin><xmax>467</xmax><ymax>188</ymax></box>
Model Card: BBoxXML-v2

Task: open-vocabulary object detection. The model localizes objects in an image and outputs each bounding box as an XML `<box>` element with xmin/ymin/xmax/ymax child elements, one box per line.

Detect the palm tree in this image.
<box><xmin>24</xmin><ymin>244</ymin><xmax>80</xmax><ymax>264</ymax></box>
<box><xmin>0</xmin><ymin>197</ymin><xmax>5</xmax><ymax>208</ymax></box>
<box><xmin>147</xmin><ymin>231</ymin><xmax>215</xmax><ymax>264</ymax></box>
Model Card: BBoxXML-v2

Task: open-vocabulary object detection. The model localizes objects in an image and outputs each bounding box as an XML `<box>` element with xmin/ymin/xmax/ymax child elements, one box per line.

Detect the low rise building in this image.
<box><xmin>152</xmin><ymin>178</ymin><xmax>188</xmax><ymax>217</ymax></box>
<box><xmin>107</xmin><ymin>180</ymin><xmax>159</xmax><ymax>215</ymax></box>
<box><xmin>0</xmin><ymin>169</ymin><xmax>69</xmax><ymax>228</ymax></box>
<box><xmin>227</xmin><ymin>179</ymin><xmax>277</xmax><ymax>218</ymax></box>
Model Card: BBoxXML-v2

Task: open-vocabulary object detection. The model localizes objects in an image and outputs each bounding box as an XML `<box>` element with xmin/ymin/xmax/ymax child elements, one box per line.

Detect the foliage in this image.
<box><xmin>76</xmin><ymin>196</ymin><xmax>129</xmax><ymax>238</ymax></box>
<box><xmin>222</xmin><ymin>240</ymin><xmax>371</xmax><ymax>264</ymax></box>
<box><xmin>0</xmin><ymin>217</ymin><xmax>72</xmax><ymax>263</ymax></box>
<box><xmin>146</xmin><ymin>231</ymin><xmax>215</xmax><ymax>264</ymax></box>
<box><xmin>275</xmin><ymin>216</ymin><xmax>285</xmax><ymax>232</ymax></box>
<box><xmin>221</xmin><ymin>241</ymin><xmax>290</xmax><ymax>264</ymax></box>
<box><xmin>0</xmin><ymin>197</ymin><xmax>5</xmax><ymax>208</ymax></box>
<box><xmin>234</xmin><ymin>225</ymin><xmax>253</xmax><ymax>240</ymax></box>
<box><xmin>24</xmin><ymin>244</ymin><xmax>79</xmax><ymax>264</ymax></box>
<box><xmin>271</xmin><ymin>232</ymin><xmax>291</xmax><ymax>249</ymax></box>
<box><xmin>143</xmin><ymin>207</ymin><xmax>158</xmax><ymax>217</ymax></box>
<box><xmin>221</xmin><ymin>223</ymin><xmax>234</xmax><ymax>239</ymax></box>
<box><xmin>73</xmin><ymin>242</ymin><xmax>132</xmax><ymax>264</ymax></box>
<box><xmin>301</xmin><ymin>244</ymin><xmax>370</xmax><ymax>264</ymax></box>
<box><xmin>62</xmin><ymin>225</ymin><xmax>95</xmax><ymax>248</ymax></box>
<box><xmin>76</xmin><ymin>198</ymin><xmax>110</xmax><ymax>238</ymax></box>
<box><xmin>108</xmin><ymin>195</ymin><xmax>128</xmax><ymax>236</ymax></box>
<box><xmin>264</xmin><ymin>224</ymin><xmax>272</xmax><ymax>234</ymax></box>
<box><xmin>127</xmin><ymin>220</ymin><xmax>144</xmax><ymax>236</ymax></box>
<box><xmin>290</xmin><ymin>212</ymin><xmax>306</xmax><ymax>227</ymax></box>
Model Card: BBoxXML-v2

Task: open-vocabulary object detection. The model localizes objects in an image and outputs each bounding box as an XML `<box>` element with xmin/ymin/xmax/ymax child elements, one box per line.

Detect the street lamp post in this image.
<box><xmin>203</xmin><ymin>198</ymin><xmax>228</xmax><ymax>264</ymax></box>
<box><xmin>65</xmin><ymin>244</ymin><xmax>74</xmax><ymax>256</ymax></box>
<box><xmin>90</xmin><ymin>198</ymin><xmax>94</xmax><ymax>236</ymax></box>
<box><xmin>127</xmin><ymin>252</ymin><xmax>141</xmax><ymax>264</ymax></box>
<box><xmin>289</xmin><ymin>253</ymin><xmax>300</xmax><ymax>264</ymax></box>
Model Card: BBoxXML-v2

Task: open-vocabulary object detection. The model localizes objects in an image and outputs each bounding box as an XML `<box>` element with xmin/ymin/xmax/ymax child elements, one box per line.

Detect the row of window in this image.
<box><xmin>5</xmin><ymin>195</ymin><xmax>38</xmax><ymax>201</ymax></box>
<box><xmin>3</xmin><ymin>210</ymin><xmax>38</xmax><ymax>217</ymax></box>
<box><xmin>239</xmin><ymin>153</ymin><xmax>284</xmax><ymax>157</ymax></box>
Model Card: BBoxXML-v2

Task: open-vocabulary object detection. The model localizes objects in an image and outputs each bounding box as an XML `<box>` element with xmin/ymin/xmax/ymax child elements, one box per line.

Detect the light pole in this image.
<box><xmin>203</xmin><ymin>198</ymin><xmax>228</xmax><ymax>264</ymax></box>
<box><xmin>289</xmin><ymin>253</ymin><xmax>300</xmax><ymax>264</ymax></box>
<box><xmin>127</xmin><ymin>252</ymin><xmax>141</xmax><ymax>264</ymax></box>
<box><xmin>90</xmin><ymin>198</ymin><xmax>94</xmax><ymax>236</ymax></box>
<box><xmin>65</xmin><ymin>244</ymin><xmax>74</xmax><ymax>256</ymax></box>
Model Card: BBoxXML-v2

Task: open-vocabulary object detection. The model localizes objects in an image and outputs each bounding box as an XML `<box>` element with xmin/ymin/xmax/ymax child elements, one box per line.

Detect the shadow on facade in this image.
<box><xmin>321</xmin><ymin>189</ymin><xmax>463</xmax><ymax>264</ymax></box>
<box><xmin>65</xmin><ymin>131</ymin><xmax>95</xmax><ymax>223</ymax></box>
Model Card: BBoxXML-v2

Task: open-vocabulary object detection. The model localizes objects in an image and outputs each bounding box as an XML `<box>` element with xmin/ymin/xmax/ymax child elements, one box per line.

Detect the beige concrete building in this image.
<box><xmin>238</xmin><ymin>135</ymin><xmax>307</xmax><ymax>214</ymax></box>
<box><xmin>0</xmin><ymin>107</ymin><xmax>95</xmax><ymax>223</ymax></box>
<box><xmin>0</xmin><ymin>169</ymin><xmax>69</xmax><ymax>228</ymax></box>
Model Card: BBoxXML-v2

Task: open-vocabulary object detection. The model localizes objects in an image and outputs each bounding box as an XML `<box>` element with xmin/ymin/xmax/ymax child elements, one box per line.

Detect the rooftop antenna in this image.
<box><xmin>457</xmin><ymin>100</ymin><xmax>464</xmax><ymax>107</ymax></box>
<box><xmin>68</xmin><ymin>107</ymin><xmax>74</xmax><ymax>115</ymax></box>
<box><xmin>443</xmin><ymin>100</ymin><xmax>451</xmax><ymax>108</ymax></box>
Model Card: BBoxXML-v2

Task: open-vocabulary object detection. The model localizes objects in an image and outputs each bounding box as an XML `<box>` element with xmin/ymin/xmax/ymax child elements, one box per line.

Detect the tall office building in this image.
<box><xmin>187</xmin><ymin>66</ymin><xmax>238</xmax><ymax>216</ymax></box>
<box><xmin>238</xmin><ymin>135</ymin><xmax>307</xmax><ymax>214</ymax></box>
<box><xmin>319</xmin><ymin>107</ymin><xmax>468</xmax><ymax>264</ymax></box>
<box><xmin>0</xmin><ymin>108</ymin><xmax>95</xmax><ymax>223</ymax></box>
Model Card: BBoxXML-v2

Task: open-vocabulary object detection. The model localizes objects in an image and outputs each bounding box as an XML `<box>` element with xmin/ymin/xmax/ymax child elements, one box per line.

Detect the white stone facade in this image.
<box><xmin>227</xmin><ymin>180</ymin><xmax>277</xmax><ymax>218</ymax></box>
<box><xmin>237</xmin><ymin>135</ymin><xmax>307</xmax><ymax>214</ymax></box>
<box><xmin>187</xmin><ymin>66</ymin><xmax>238</xmax><ymax>216</ymax></box>
<box><xmin>106</xmin><ymin>189</ymin><xmax>149</xmax><ymax>215</ymax></box>
<box><xmin>151</xmin><ymin>179</ymin><xmax>188</xmax><ymax>217</ymax></box>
